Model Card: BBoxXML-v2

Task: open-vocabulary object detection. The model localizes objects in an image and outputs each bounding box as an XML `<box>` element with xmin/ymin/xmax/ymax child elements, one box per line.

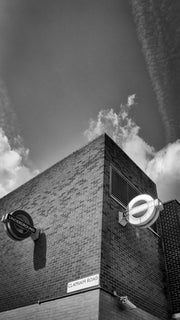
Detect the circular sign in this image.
<box><xmin>126</xmin><ymin>194</ymin><xmax>161</xmax><ymax>228</ymax></box>
<box><xmin>3</xmin><ymin>210</ymin><xmax>34</xmax><ymax>241</ymax></box>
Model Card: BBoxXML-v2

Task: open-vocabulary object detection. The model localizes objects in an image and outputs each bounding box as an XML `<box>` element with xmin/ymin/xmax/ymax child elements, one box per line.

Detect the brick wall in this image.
<box><xmin>159</xmin><ymin>200</ymin><xmax>180</xmax><ymax>315</ymax></box>
<box><xmin>0</xmin><ymin>134</ymin><xmax>170</xmax><ymax>320</ymax></box>
<box><xmin>0</xmin><ymin>289</ymin><xmax>99</xmax><ymax>320</ymax></box>
<box><xmin>99</xmin><ymin>289</ymin><xmax>162</xmax><ymax>320</ymax></box>
<box><xmin>100</xmin><ymin>135</ymin><xmax>168</xmax><ymax>320</ymax></box>
<box><xmin>0</xmin><ymin>135</ymin><xmax>105</xmax><ymax>312</ymax></box>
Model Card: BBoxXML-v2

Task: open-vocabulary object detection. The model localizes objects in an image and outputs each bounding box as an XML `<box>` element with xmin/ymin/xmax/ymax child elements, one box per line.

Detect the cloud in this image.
<box><xmin>127</xmin><ymin>93</ymin><xmax>136</xmax><ymax>107</ymax></box>
<box><xmin>0</xmin><ymin>128</ymin><xmax>39</xmax><ymax>198</ymax></box>
<box><xmin>84</xmin><ymin>94</ymin><xmax>139</xmax><ymax>145</ymax></box>
<box><xmin>0</xmin><ymin>78</ymin><xmax>39</xmax><ymax>198</ymax></box>
<box><xmin>84</xmin><ymin>95</ymin><xmax>180</xmax><ymax>202</ymax></box>
<box><xmin>146</xmin><ymin>141</ymin><xmax>180</xmax><ymax>201</ymax></box>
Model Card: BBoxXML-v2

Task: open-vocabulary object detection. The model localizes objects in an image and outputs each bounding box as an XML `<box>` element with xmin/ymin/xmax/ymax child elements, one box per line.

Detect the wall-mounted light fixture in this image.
<box><xmin>1</xmin><ymin>210</ymin><xmax>40</xmax><ymax>241</ymax></box>
<box><xmin>172</xmin><ymin>313</ymin><xmax>180</xmax><ymax>319</ymax></box>
<box><xmin>118</xmin><ymin>296</ymin><xmax>137</xmax><ymax>310</ymax></box>
<box><xmin>113</xmin><ymin>291</ymin><xmax>137</xmax><ymax>310</ymax></box>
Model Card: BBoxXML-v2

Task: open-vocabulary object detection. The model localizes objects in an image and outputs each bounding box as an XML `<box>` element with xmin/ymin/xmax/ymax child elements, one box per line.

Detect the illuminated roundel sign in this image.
<box><xmin>1</xmin><ymin>210</ymin><xmax>36</xmax><ymax>241</ymax></box>
<box><xmin>126</xmin><ymin>194</ymin><xmax>163</xmax><ymax>228</ymax></box>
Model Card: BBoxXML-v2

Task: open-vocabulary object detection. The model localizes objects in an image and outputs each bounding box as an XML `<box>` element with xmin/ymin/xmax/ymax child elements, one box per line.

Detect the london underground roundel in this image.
<box><xmin>2</xmin><ymin>210</ymin><xmax>35</xmax><ymax>241</ymax></box>
<box><xmin>126</xmin><ymin>194</ymin><xmax>163</xmax><ymax>228</ymax></box>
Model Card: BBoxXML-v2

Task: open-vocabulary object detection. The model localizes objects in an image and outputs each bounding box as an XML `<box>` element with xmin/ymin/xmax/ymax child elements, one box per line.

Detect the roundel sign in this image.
<box><xmin>1</xmin><ymin>210</ymin><xmax>36</xmax><ymax>241</ymax></box>
<box><xmin>126</xmin><ymin>194</ymin><xmax>163</xmax><ymax>228</ymax></box>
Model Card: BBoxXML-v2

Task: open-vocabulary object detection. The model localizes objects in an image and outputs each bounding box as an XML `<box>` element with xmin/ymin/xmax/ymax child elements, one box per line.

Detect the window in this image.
<box><xmin>110</xmin><ymin>165</ymin><xmax>160</xmax><ymax>237</ymax></box>
<box><xmin>110</xmin><ymin>166</ymin><xmax>139</xmax><ymax>208</ymax></box>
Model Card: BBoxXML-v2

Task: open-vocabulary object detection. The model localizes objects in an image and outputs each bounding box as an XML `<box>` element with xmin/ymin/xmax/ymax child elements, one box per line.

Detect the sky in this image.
<box><xmin>0</xmin><ymin>0</ymin><xmax>179</xmax><ymax>203</ymax></box>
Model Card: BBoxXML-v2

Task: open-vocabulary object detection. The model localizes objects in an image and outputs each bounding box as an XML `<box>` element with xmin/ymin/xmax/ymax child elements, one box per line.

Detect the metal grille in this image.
<box><xmin>110</xmin><ymin>166</ymin><xmax>139</xmax><ymax>208</ymax></box>
<box><xmin>110</xmin><ymin>166</ymin><xmax>159</xmax><ymax>236</ymax></box>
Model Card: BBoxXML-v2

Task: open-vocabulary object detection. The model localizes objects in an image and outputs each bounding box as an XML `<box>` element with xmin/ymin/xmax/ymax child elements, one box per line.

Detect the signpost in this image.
<box><xmin>5</xmin><ymin>213</ymin><xmax>36</xmax><ymax>233</ymax></box>
<box><xmin>1</xmin><ymin>210</ymin><xmax>40</xmax><ymax>241</ymax></box>
<box><xmin>119</xmin><ymin>194</ymin><xmax>163</xmax><ymax>229</ymax></box>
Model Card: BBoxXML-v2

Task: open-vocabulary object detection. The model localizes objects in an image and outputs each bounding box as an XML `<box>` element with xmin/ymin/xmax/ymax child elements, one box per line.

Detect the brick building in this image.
<box><xmin>158</xmin><ymin>200</ymin><xmax>180</xmax><ymax>319</ymax></box>
<box><xmin>0</xmin><ymin>134</ymin><xmax>179</xmax><ymax>319</ymax></box>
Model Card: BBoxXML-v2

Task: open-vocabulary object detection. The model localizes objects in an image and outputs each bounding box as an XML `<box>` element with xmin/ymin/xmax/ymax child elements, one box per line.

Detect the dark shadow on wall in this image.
<box><xmin>33</xmin><ymin>232</ymin><xmax>47</xmax><ymax>270</ymax></box>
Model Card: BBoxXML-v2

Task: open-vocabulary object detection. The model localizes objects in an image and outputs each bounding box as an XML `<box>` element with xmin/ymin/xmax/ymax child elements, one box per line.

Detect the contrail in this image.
<box><xmin>129</xmin><ymin>0</ymin><xmax>177</xmax><ymax>143</ymax></box>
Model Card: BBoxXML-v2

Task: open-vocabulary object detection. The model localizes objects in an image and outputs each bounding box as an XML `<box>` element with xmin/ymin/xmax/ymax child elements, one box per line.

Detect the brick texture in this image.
<box><xmin>0</xmin><ymin>290</ymin><xmax>99</xmax><ymax>320</ymax></box>
<box><xmin>159</xmin><ymin>200</ymin><xmax>180</xmax><ymax>315</ymax></box>
<box><xmin>0</xmin><ymin>134</ymin><xmax>169</xmax><ymax>320</ymax></box>
<box><xmin>0</xmin><ymin>135</ymin><xmax>105</xmax><ymax>312</ymax></box>
<box><xmin>99</xmin><ymin>289</ymin><xmax>162</xmax><ymax>320</ymax></box>
<box><xmin>100</xmin><ymin>135</ymin><xmax>168</xmax><ymax>320</ymax></box>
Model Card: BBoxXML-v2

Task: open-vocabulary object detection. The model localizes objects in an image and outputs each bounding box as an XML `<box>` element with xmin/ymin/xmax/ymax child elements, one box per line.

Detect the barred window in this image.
<box><xmin>110</xmin><ymin>165</ymin><xmax>159</xmax><ymax>237</ymax></box>
<box><xmin>110</xmin><ymin>166</ymin><xmax>139</xmax><ymax>208</ymax></box>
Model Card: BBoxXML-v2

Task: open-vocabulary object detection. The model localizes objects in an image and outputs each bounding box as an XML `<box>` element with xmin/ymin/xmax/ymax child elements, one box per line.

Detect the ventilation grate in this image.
<box><xmin>110</xmin><ymin>166</ymin><xmax>159</xmax><ymax>235</ymax></box>
<box><xmin>110</xmin><ymin>166</ymin><xmax>139</xmax><ymax>208</ymax></box>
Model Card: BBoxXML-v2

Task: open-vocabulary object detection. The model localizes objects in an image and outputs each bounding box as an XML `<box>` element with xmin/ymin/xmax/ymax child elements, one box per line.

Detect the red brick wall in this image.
<box><xmin>159</xmin><ymin>200</ymin><xmax>180</xmax><ymax>315</ymax></box>
<box><xmin>0</xmin><ymin>135</ymin><xmax>105</xmax><ymax>312</ymax></box>
<box><xmin>0</xmin><ymin>290</ymin><xmax>99</xmax><ymax>320</ymax></box>
<box><xmin>99</xmin><ymin>289</ymin><xmax>162</xmax><ymax>320</ymax></box>
<box><xmin>100</xmin><ymin>135</ymin><xmax>168</xmax><ymax>320</ymax></box>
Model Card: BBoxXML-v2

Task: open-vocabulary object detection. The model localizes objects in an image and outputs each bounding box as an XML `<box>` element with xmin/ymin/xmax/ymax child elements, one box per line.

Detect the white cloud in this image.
<box><xmin>84</xmin><ymin>95</ymin><xmax>180</xmax><ymax>202</ymax></box>
<box><xmin>146</xmin><ymin>141</ymin><xmax>180</xmax><ymax>201</ymax></box>
<box><xmin>84</xmin><ymin>95</ymin><xmax>139</xmax><ymax>144</ymax></box>
<box><xmin>0</xmin><ymin>77</ymin><xmax>39</xmax><ymax>198</ymax></box>
<box><xmin>127</xmin><ymin>93</ymin><xmax>136</xmax><ymax>107</ymax></box>
<box><xmin>0</xmin><ymin>128</ymin><xmax>39</xmax><ymax>198</ymax></box>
